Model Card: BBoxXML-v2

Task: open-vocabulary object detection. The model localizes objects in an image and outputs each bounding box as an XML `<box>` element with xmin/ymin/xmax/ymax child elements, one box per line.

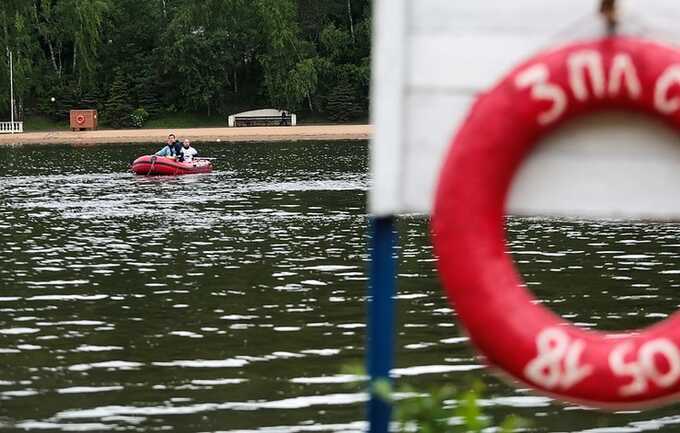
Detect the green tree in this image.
<box><xmin>32</xmin><ymin>0</ymin><xmax>109</xmax><ymax>81</ymax></box>
<box><xmin>98</xmin><ymin>0</ymin><xmax>164</xmax><ymax>117</ymax></box>
<box><xmin>160</xmin><ymin>0</ymin><xmax>263</xmax><ymax>114</ymax></box>
<box><xmin>68</xmin><ymin>0</ymin><xmax>110</xmax><ymax>80</ymax></box>
<box><xmin>103</xmin><ymin>68</ymin><xmax>132</xmax><ymax>127</ymax></box>
<box><xmin>0</xmin><ymin>2</ymin><xmax>45</xmax><ymax>118</ymax></box>
<box><xmin>325</xmin><ymin>79</ymin><xmax>362</xmax><ymax>121</ymax></box>
<box><xmin>0</xmin><ymin>0</ymin><xmax>373</xmax><ymax>122</ymax></box>
<box><xmin>0</xmin><ymin>0</ymin><xmax>110</xmax><ymax>118</ymax></box>
<box><xmin>256</xmin><ymin>0</ymin><xmax>318</xmax><ymax>111</ymax></box>
<box><xmin>316</xmin><ymin>18</ymin><xmax>369</xmax><ymax>117</ymax></box>
<box><xmin>161</xmin><ymin>13</ymin><xmax>232</xmax><ymax>115</ymax></box>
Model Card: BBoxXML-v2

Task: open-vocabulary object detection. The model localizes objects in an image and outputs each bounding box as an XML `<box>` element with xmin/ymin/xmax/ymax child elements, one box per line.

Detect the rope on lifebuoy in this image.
<box><xmin>76</xmin><ymin>114</ymin><xmax>86</xmax><ymax>125</ymax></box>
<box><xmin>600</xmin><ymin>0</ymin><xmax>618</xmax><ymax>34</ymax></box>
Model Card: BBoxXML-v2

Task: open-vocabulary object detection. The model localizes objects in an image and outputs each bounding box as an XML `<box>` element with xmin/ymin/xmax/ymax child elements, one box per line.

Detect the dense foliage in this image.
<box><xmin>0</xmin><ymin>0</ymin><xmax>371</xmax><ymax>126</ymax></box>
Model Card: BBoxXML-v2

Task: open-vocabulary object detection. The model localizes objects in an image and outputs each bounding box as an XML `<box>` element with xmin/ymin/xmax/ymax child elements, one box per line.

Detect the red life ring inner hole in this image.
<box><xmin>506</xmin><ymin>217</ymin><xmax>676</xmax><ymax>333</ymax></box>
<box><xmin>503</xmin><ymin>110</ymin><xmax>680</xmax><ymax>332</ymax></box>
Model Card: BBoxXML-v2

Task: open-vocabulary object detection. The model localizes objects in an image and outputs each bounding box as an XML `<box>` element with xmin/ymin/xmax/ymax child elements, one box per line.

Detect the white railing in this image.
<box><xmin>0</xmin><ymin>121</ymin><xmax>23</xmax><ymax>134</ymax></box>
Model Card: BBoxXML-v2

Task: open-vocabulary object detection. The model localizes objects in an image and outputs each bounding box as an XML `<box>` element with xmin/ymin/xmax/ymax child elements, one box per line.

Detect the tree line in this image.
<box><xmin>0</xmin><ymin>0</ymin><xmax>371</xmax><ymax>127</ymax></box>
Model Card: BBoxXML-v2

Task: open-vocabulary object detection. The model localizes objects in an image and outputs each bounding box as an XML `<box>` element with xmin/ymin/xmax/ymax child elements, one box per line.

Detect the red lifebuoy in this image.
<box><xmin>76</xmin><ymin>114</ymin><xmax>86</xmax><ymax>125</ymax></box>
<box><xmin>432</xmin><ymin>36</ymin><xmax>680</xmax><ymax>408</ymax></box>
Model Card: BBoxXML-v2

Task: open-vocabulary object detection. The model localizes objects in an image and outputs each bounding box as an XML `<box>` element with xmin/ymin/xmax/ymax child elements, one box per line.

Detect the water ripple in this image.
<box><xmin>4</xmin><ymin>143</ymin><xmax>680</xmax><ymax>432</ymax></box>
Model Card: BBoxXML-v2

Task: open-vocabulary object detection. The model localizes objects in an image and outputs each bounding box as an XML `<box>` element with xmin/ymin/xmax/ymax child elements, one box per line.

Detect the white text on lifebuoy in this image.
<box><xmin>524</xmin><ymin>328</ymin><xmax>593</xmax><ymax>389</ymax></box>
<box><xmin>609</xmin><ymin>339</ymin><xmax>680</xmax><ymax>396</ymax></box>
<box><xmin>515</xmin><ymin>50</ymin><xmax>680</xmax><ymax>125</ymax></box>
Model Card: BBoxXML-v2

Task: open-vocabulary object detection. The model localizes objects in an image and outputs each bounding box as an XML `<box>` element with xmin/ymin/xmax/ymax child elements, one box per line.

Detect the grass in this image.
<box><xmin>21</xmin><ymin>112</ymin><xmax>229</xmax><ymax>132</ymax></box>
<box><xmin>295</xmin><ymin>111</ymin><xmax>369</xmax><ymax>125</ymax></box>
<box><xmin>144</xmin><ymin>112</ymin><xmax>228</xmax><ymax>129</ymax></box>
<box><xmin>22</xmin><ymin>115</ymin><xmax>71</xmax><ymax>132</ymax></box>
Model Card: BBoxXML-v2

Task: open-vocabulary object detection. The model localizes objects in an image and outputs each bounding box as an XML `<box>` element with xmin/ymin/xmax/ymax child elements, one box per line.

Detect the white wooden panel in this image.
<box><xmin>409</xmin><ymin>0</ymin><xmax>597</xmax><ymax>35</ymax></box>
<box><xmin>407</xmin><ymin>34</ymin><xmax>568</xmax><ymax>92</ymax></box>
<box><xmin>369</xmin><ymin>0</ymin><xmax>408</xmax><ymax>217</ymax></box>
<box><xmin>409</xmin><ymin>0</ymin><xmax>680</xmax><ymax>36</ymax></box>
<box><xmin>407</xmin><ymin>7</ymin><xmax>680</xmax><ymax>92</ymax></box>
<box><xmin>509</xmin><ymin>112</ymin><xmax>680</xmax><ymax>219</ymax></box>
<box><xmin>401</xmin><ymin>92</ymin><xmax>475</xmax><ymax>213</ymax></box>
<box><xmin>400</xmin><ymin>102</ymin><xmax>680</xmax><ymax>220</ymax></box>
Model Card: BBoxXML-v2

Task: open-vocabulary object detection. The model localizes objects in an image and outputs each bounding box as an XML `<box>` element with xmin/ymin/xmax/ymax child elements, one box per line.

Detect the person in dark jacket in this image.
<box><xmin>279</xmin><ymin>111</ymin><xmax>289</xmax><ymax>126</ymax></box>
<box><xmin>155</xmin><ymin>133</ymin><xmax>182</xmax><ymax>158</ymax></box>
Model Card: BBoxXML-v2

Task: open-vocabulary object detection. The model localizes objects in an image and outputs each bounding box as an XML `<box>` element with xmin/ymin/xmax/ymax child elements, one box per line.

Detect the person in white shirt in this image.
<box><xmin>179</xmin><ymin>139</ymin><xmax>198</xmax><ymax>163</ymax></box>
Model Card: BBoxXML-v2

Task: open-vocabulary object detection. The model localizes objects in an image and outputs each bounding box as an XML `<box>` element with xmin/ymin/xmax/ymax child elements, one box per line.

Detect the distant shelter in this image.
<box><xmin>228</xmin><ymin>109</ymin><xmax>297</xmax><ymax>127</ymax></box>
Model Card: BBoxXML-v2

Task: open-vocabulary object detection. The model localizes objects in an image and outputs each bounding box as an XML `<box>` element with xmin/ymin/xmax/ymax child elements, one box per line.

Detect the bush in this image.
<box><xmin>393</xmin><ymin>383</ymin><xmax>526</xmax><ymax>433</ymax></box>
<box><xmin>130</xmin><ymin>107</ymin><xmax>149</xmax><ymax>128</ymax></box>
<box><xmin>341</xmin><ymin>364</ymin><xmax>527</xmax><ymax>433</ymax></box>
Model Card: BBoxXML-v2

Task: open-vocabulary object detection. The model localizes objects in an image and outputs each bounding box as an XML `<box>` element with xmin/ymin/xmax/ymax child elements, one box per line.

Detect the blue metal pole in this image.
<box><xmin>367</xmin><ymin>216</ymin><xmax>397</xmax><ymax>433</ymax></box>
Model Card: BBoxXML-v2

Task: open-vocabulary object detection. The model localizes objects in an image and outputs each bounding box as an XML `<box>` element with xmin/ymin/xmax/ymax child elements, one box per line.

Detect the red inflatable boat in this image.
<box><xmin>131</xmin><ymin>155</ymin><xmax>213</xmax><ymax>176</ymax></box>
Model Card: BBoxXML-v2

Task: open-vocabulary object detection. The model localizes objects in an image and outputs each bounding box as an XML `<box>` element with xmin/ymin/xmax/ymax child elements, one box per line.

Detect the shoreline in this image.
<box><xmin>0</xmin><ymin>124</ymin><xmax>372</xmax><ymax>146</ymax></box>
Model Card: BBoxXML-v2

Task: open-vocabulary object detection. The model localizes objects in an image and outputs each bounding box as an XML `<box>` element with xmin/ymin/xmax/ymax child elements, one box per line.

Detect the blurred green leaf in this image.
<box><xmin>371</xmin><ymin>378</ymin><xmax>393</xmax><ymax>403</ymax></box>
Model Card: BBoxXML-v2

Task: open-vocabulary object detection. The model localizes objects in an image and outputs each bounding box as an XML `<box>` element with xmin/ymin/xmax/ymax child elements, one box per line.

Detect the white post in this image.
<box><xmin>9</xmin><ymin>50</ymin><xmax>15</xmax><ymax>134</ymax></box>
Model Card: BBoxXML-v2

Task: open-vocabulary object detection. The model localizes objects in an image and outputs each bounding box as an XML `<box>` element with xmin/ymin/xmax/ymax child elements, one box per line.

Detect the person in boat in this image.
<box><xmin>179</xmin><ymin>139</ymin><xmax>198</xmax><ymax>163</ymax></box>
<box><xmin>155</xmin><ymin>134</ymin><xmax>182</xmax><ymax>159</ymax></box>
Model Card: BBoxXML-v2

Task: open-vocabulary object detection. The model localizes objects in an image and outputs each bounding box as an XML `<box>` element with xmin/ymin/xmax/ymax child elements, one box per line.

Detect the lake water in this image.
<box><xmin>1</xmin><ymin>141</ymin><xmax>680</xmax><ymax>432</ymax></box>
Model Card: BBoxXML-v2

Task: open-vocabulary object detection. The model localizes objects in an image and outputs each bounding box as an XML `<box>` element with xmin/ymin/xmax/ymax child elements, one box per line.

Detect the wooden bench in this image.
<box><xmin>233</xmin><ymin>115</ymin><xmax>293</xmax><ymax>127</ymax></box>
<box><xmin>228</xmin><ymin>110</ymin><xmax>297</xmax><ymax>127</ymax></box>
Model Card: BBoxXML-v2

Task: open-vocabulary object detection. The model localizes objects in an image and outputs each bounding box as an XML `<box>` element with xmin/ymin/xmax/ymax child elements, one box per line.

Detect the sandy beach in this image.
<box><xmin>0</xmin><ymin>124</ymin><xmax>372</xmax><ymax>146</ymax></box>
